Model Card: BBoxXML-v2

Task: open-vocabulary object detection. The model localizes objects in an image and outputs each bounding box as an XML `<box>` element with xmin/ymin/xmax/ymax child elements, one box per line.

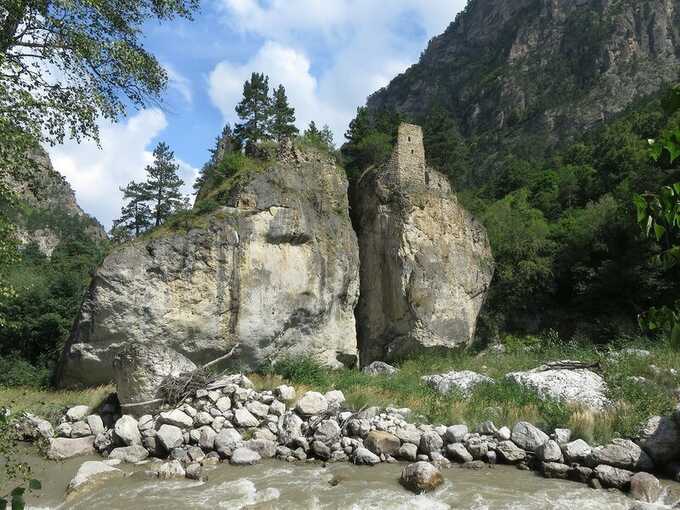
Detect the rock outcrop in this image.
<box><xmin>351</xmin><ymin>124</ymin><xmax>494</xmax><ymax>364</ymax></box>
<box><xmin>58</xmin><ymin>142</ymin><xmax>360</xmax><ymax>386</ymax></box>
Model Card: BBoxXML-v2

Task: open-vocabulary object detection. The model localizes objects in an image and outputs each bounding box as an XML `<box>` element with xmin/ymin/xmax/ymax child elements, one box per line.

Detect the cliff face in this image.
<box><xmin>368</xmin><ymin>0</ymin><xmax>680</xmax><ymax>162</ymax></box>
<box><xmin>351</xmin><ymin>125</ymin><xmax>494</xmax><ymax>364</ymax></box>
<box><xmin>58</xmin><ymin>142</ymin><xmax>361</xmax><ymax>386</ymax></box>
<box><xmin>2</xmin><ymin>147</ymin><xmax>106</xmax><ymax>254</ymax></box>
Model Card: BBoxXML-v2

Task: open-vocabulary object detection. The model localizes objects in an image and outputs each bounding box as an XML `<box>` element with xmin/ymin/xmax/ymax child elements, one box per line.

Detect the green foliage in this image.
<box><xmin>301</xmin><ymin>121</ymin><xmax>335</xmax><ymax>152</ymax></box>
<box><xmin>0</xmin><ymin>207</ymin><xmax>105</xmax><ymax>378</ymax></box>
<box><xmin>0</xmin><ymin>409</ymin><xmax>40</xmax><ymax>510</ymax></box>
<box><xmin>234</xmin><ymin>72</ymin><xmax>273</xmax><ymax>154</ymax></box>
<box><xmin>270</xmin><ymin>85</ymin><xmax>298</xmax><ymax>140</ymax></box>
<box><xmin>111</xmin><ymin>181</ymin><xmax>153</xmax><ymax>242</ymax></box>
<box><xmin>0</xmin><ymin>0</ymin><xmax>198</xmax><ymax>150</ymax></box>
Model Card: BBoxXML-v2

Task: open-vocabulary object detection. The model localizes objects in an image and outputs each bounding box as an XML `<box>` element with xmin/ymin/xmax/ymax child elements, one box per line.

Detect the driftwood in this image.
<box><xmin>536</xmin><ymin>360</ymin><xmax>601</xmax><ymax>372</ymax></box>
<box><xmin>158</xmin><ymin>344</ymin><xmax>241</xmax><ymax>406</ymax></box>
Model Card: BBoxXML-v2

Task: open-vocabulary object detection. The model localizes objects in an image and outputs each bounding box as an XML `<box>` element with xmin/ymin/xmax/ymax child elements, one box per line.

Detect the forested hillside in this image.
<box><xmin>343</xmin><ymin>0</ymin><xmax>680</xmax><ymax>342</ymax></box>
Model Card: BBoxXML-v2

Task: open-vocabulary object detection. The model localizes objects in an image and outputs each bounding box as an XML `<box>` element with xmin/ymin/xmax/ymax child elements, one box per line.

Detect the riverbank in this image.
<box><xmin>3</xmin><ymin>338</ymin><xmax>680</xmax><ymax>508</ymax></box>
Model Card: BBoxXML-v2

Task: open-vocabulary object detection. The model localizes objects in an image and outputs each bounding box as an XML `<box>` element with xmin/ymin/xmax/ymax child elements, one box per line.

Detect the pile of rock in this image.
<box><xmin>16</xmin><ymin>374</ymin><xmax>679</xmax><ymax>503</ymax></box>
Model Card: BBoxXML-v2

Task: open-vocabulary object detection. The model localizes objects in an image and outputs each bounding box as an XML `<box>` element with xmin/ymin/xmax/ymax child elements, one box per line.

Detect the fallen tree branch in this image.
<box><xmin>202</xmin><ymin>343</ymin><xmax>240</xmax><ymax>370</ymax></box>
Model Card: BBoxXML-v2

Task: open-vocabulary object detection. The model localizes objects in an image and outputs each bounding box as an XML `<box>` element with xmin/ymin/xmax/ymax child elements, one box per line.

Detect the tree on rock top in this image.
<box><xmin>271</xmin><ymin>85</ymin><xmax>298</xmax><ymax>141</ymax></box>
<box><xmin>110</xmin><ymin>181</ymin><xmax>153</xmax><ymax>242</ymax></box>
<box><xmin>234</xmin><ymin>72</ymin><xmax>273</xmax><ymax>155</ymax></box>
<box><xmin>143</xmin><ymin>142</ymin><xmax>186</xmax><ymax>227</ymax></box>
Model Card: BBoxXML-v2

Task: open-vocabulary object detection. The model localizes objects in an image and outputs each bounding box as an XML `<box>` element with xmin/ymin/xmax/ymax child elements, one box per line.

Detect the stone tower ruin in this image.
<box><xmin>389</xmin><ymin>123</ymin><xmax>427</xmax><ymax>188</ymax></box>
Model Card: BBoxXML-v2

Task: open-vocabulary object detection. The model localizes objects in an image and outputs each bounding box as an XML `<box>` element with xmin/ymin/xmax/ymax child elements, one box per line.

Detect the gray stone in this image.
<box><xmin>446</xmin><ymin>443</ymin><xmax>473</xmax><ymax>463</ymax></box>
<box><xmin>630</xmin><ymin>472</ymin><xmax>663</xmax><ymax>503</ymax></box>
<box><xmin>233</xmin><ymin>408</ymin><xmax>259</xmax><ymax>428</ymax></box>
<box><xmin>185</xmin><ymin>463</ymin><xmax>204</xmax><ymax>481</ymax></box>
<box><xmin>58</xmin><ymin>150</ymin><xmax>361</xmax><ymax>386</ymax></box>
<box><xmin>395</xmin><ymin>424</ymin><xmax>421</xmax><ymax>445</ymax></box>
<box><xmin>244</xmin><ymin>439</ymin><xmax>277</xmax><ymax>459</ymax></box>
<box><xmin>156</xmin><ymin>424</ymin><xmax>183</xmax><ymax>451</ymax></box>
<box><xmin>187</xmin><ymin>446</ymin><xmax>205</xmax><ymax>463</ymax></box>
<box><xmin>47</xmin><ymin>436</ymin><xmax>95</xmax><ymax>460</ymax></box>
<box><xmin>66</xmin><ymin>461</ymin><xmax>122</xmax><ymax>495</ymax></box>
<box><xmin>636</xmin><ymin>415</ymin><xmax>680</xmax><ymax>466</ymax></box>
<box><xmin>230</xmin><ymin>447</ymin><xmax>261</xmax><ymax>465</ymax></box>
<box><xmin>86</xmin><ymin>415</ymin><xmax>105</xmax><ymax>436</ymax></box>
<box><xmin>362</xmin><ymin>361</ymin><xmax>399</xmax><ymax>376</ymax></box>
<box><xmin>55</xmin><ymin>422</ymin><xmax>72</xmax><ymax>438</ymax></box>
<box><xmin>553</xmin><ymin>428</ymin><xmax>571</xmax><ymax>445</ymax></box>
<box><xmin>246</xmin><ymin>401</ymin><xmax>269</xmax><ymax>419</ymax></box>
<box><xmin>465</xmin><ymin>437</ymin><xmax>488</xmax><ymax>460</ymax></box>
<box><xmin>66</xmin><ymin>405</ymin><xmax>91</xmax><ymax>422</ymax></box>
<box><xmin>215</xmin><ymin>396</ymin><xmax>231</xmax><ymax>413</ymax></box>
<box><xmin>419</xmin><ymin>430</ymin><xmax>444</xmax><ymax>454</ymax></box>
<box><xmin>70</xmin><ymin>421</ymin><xmax>92</xmax><ymax>438</ymax></box>
<box><xmin>594</xmin><ymin>464</ymin><xmax>633</xmax><ymax>489</ymax></box>
<box><xmin>275</xmin><ymin>385</ymin><xmax>296</xmax><ymax>401</ymax></box>
<box><xmin>17</xmin><ymin>414</ymin><xmax>54</xmax><ymax>441</ymax></box>
<box><xmin>278</xmin><ymin>412</ymin><xmax>304</xmax><ymax>445</ymax></box>
<box><xmin>353</xmin><ymin>125</ymin><xmax>494</xmax><ymax>364</ymax></box>
<box><xmin>542</xmin><ymin>462</ymin><xmax>570</xmax><ymax>479</ymax></box>
<box><xmin>365</xmin><ymin>431</ymin><xmax>400</xmax><ymax>456</ymax></box>
<box><xmin>536</xmin><ymin>440</ymin><xmax>563</xmax><ymax>463</ymax></box>
<box><xmin>314</xmin><ymin>420</ymin><xmax>342</xmax><ymax>445</ymax></box>
<box><xmin>506</xmin><ymin>365</ymin><xmax>611</xmax><ymax>410</ymax></box>
<box><xmin>589</xmin><ymin>439</ymin><xmax>654</xmax><ymax>471</ymax></box>
<box><xmin>94</xmin><ymin>431</ymin><xmax>113</xmax><ymax>452</ymax></box>
<box><xmin>157</xmin><ymin>460</ymin><xmax>185</xmax><ymax>479</ymax></box>
<box><xmin>198</xmin><ymin>426</ymin><xmax>217</xmax><ymax>450</ymax></box>
<box><xmin>445</xmin><ymin>424</ymin><xmax>468</xmax><ymax>443</ymax></box>
<box><xmin>422</xmin><ymin>371</ymin><xmax>493</xmax><ymax>397</ymax></box>
<box><xmin>477</xmin><ymin>421</ymin><xmax>497</xmax><ymax>435</ymax></box>
<box><xmin>214</xmin><ymin>428</ymin><xmax>242</xmax><ymax>456</ymax></box>
<box><xmin>295</xmin><ymin>391</ymin><xmax>328</xmax><ymax>416</ymax></box>
<box><xmin>495</xmin><ymin>426</ymin><xmax>511</xmax><ymax>441</ymax></box>
<box><xmin>114</xmin><ymin>415</ymin><xmax>142</xmax><ymax>446</ymax></box>
<box><xmin>399</xmin><ymin>443</ymin><xmax>418</xmax><ymax>461</ymax></box>
<box><xmin>324</xmin><ymin>390</ymin><xmax>345</xmax><ymax>410</ymax></box>
<box><xmin>563</xmin><ymin>439</ymin><xmax>591</xmax><ymax>464</ymax></box>
<box><xmin>399</xmin><ymin>461</ymin><xmax>444</xmax><ymax>493</ymax></box>
<box><xmin>158</xmin><ymin>409</ymin><xmax>193</xmax><ymax>429</ymax></box>
<box><xmin>138</xmin><ymin>415</ymin><xmax>154</xmax><ymax>431</ymax></box>
<box><xmin>311</xmin><ymin>440</ymin><xmax>331</xmax><ymax>460</ymax></box>
<box><xmin>352</xmin><ymin>447</ymin><xmax>381</xmax><ymax>466</ymax></box>
<box><xmin>194</xmin><ymin>411</ymin><xmax>213</xmax><ymax>426</ymax></box>
<box><xmin>495</xmin><ymin>440</ymin><xmax>526</xmax><ymax>463</ymax></box>
<box><xmin>109</xmin><ymin>445</ymin><xmax>149</xmax><ymax>463</ymax></box>
<box><xmin>511</xmin><ymin>421</ymin><xmax>549</xmax><ymax>452</ymax></box>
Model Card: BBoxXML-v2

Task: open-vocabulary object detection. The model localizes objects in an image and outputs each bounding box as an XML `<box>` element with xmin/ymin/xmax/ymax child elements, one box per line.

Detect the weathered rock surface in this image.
<box><xmin>400</xmin><ymin>462</ymin><xmax>444</xmax><ymax>493</ymax></box>
<box><xmin>66</xmin><ymin>461</ymin><xmax>123</xmax><ymax>496</ymax></box>
<box><xmin>589</xmin><ymin>439</ymin><xmax>654</xmax><ymax>472</ymax></box>
<box><xmin>506</xmin><ymin>363</ymin><xmax>610</xmax><ymax>410</ymax></box>
<box><xmin>422</xmin><ymin>370</ymin><xmax>493</xmax><ymax>396</ymax></box>
<box><xmin>362</xmin><ymin>361</ymin><xmax>399</xmax><ymax>376</ymax></box>
<box><xmin>230</xmin><ymin>447</ymin><xmax>261</xmax><ymax>466</ymax></box>
<box><xmin>594</xmin><ymin>464</ymin><xmax>633</xmax><ymax>489</ymax></box>
<box><xmin>630</xmin><ymin>472</ymin><xmax>663</xmax><ymax>504</ymax></box>
<box><xmin>351</xmin><ymin>124</ymin><xmax>493</xmax><ymax>364</ymax></box>
<box><xmin>511</xmin><ymin>422</ymin><xmax>548</xmax><ymax>452</ymax></box>
<box><xmin>109</xmin><ymin>445</ymin><xmax>149</xmax><ymax>464</ymax></box>
<box><xmin>636</xmin><ymin>415</ymin><xmax>680</xmax><ymax>466</ymax></box>
<box><xmin>365</xmin><ymin>431</ymin><xmax>400</xmax><ymax>457</ymax></box>
<box><xmin>58</xmin><ymin>142</ymin><xmax>360</xmax><ymax>386</ymax></box>
<box><xmin>47</xmin><ymin>436</ymin><xmax>95</xmax><ymax>460</ymax></box>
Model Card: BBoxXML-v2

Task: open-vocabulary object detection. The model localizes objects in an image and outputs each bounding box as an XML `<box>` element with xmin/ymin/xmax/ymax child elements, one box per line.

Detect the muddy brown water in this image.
<box><xmin>9</xmin><ymin>445</ymin><xmax>658</xmax><ymax>510</ymax></box>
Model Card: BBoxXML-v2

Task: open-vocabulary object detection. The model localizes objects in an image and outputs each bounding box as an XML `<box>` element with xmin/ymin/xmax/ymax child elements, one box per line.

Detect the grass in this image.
<box><xmin>270</xmin><ymin>334</ymin><xmax>680</xmax><ymax>445</ymax></box>
<box><xmin>0</xmin><ymin>385</ymin><xmax>114</xmax><ymax>423</ymax></box>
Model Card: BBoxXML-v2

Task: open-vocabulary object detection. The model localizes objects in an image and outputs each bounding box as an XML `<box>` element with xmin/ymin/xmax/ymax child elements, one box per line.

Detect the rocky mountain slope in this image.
<box><xmin>367</xmin><ymin>0</ymin><xmax>680</xmax><ymax>182</ymax></box>
<box><xmin>2</xmin><ymin>147</ymin><xmax>106</xmax><ymax>254</ymax></box>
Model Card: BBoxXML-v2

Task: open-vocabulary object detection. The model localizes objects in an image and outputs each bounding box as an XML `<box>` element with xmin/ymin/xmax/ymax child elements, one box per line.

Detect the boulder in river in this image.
<box><xmin>588</xmin><ymin>439</ymin><xmax>654</xmax><ymax>471</ymax></box>
<box><xmin>365</xmin><ymin>431</ymin><xmax>401</xmax><ymax>457</ymax></box>
<box><xmin>399</xmin><ymin>461</ymin><xmax>444</xmax><ymax>493</ymax></box>
<box><xmin>351</xmin><ymin>123</ymin><xmax>493</xmax><ymax>364</ymax></box>
<box><xmin>511</xmin><ymin>422</ymin><xmax>549</xmax><ymax>452</ymax></box>
<box><xmin>636</xmin><ymin>415</ymin><xmax>680</xmax><ymax>466</ymax></box>
<box><xmin>230</xmin><ymin>447</ymin><xmax>261</xmax><ymax>466</ymax></box>
<box><xmin>47</xmin><ymin>436</ymin><xmax>95</xmax><ymax>460</ymax></box>
<box><xmin>630</xmin><ymin>472</ymin><xmax>663</xmax><ymax>503</ymax></box>
<box><xmin>66</xmin><ymin>461</ymin><xmax>123</xmax><ymax>497</ymax></box>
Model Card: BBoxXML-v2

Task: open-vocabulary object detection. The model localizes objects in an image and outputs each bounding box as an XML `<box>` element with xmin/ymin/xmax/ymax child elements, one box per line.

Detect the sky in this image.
<box><xmin>48</xmin><ymin>0</ymin><xmax>467</xmax><ymax>230</ymax></box>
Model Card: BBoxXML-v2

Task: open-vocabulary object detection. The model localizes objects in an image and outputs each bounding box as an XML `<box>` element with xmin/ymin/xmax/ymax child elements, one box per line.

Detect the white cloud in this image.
<box><xmin>165</xmin><ymin>63</ymin><xmax>193</xmax><ymax>105</ymax></box>
<box><xmin>49</xmin><ymin>109</ymin><xmax>198</xmax><ymax>230</ymax></box>
<box><xmin>211</xmin><ymin>0</ymin><xmax>467</xmax><ymax>141</ymax></box>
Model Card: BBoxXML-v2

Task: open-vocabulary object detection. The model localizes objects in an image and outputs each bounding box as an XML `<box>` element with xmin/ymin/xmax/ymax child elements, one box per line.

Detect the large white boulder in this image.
<box><xmin>506</xmin><ymin>362</ymin><xmax>611</xmax><ymax>410</ymax></box>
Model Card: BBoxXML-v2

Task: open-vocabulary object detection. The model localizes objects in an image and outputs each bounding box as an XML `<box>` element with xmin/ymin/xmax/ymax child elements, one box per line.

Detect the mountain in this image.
<box><xmin>346</xmin><ymin>0</ymin><xmax>680</xmax><ymax>342</ymax></box>
<box><xmin>366</xmin><ymin>0</ymin><xmax>680</xmax><ymax>184</ymax></box>
<box><xmin>0</xmin><ymin>147</ymin><xmax>107</xmax><ymax>384</ymax></box>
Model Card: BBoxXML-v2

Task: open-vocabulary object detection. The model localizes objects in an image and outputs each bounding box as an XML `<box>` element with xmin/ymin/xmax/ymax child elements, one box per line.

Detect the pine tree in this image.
<box><xmin>304</xmin><ymin>120</ymin><xmax>320</xmax><ymax>140</ymax></box>
<box><xmin>234</xmin><ymin>72</ymin><xmax>273</xmax><ymax>154</ymax></box>
<box><xmin>319</xmin><ymin>124</ymin><xmax>334</xmax><ymax>150</ymax></box>
<box><xmin>194</xmin><ymin>124</ymin><xmax>236</xmax><ymax>194</ymax></box>
<box><xmin>143</xmin><ymin>142</ymin><xmax>185</xmax><ymax>226</ymax></box>
<box><xmin>111</xmin><ymin>181</ymin><xmax>152</xmax><ymax>241</ymax></box>
<box><xmin>270</xmin><ymin>85</ymin><xmax>298</xmax><ymax>140</ymax></box>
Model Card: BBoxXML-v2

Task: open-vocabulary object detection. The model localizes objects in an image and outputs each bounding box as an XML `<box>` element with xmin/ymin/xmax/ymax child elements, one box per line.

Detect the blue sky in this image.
<box><xmin>48</xmin><ymin>0</ymin><xmax>467</xmax><ymax>229</ymax></box>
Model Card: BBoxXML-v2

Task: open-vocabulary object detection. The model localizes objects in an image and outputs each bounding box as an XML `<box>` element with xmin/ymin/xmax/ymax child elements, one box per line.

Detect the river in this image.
<box><xmin>15</xmin><ymin>447</ymin><xmax>645</xmax><ymax>510</ymax></box>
